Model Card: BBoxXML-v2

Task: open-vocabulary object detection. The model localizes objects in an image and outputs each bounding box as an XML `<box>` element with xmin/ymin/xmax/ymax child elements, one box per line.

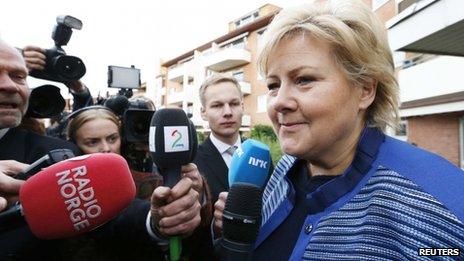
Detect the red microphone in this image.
<box><xmin>18</xmin><ymin>153</ymin><xmax>136</xmax><ymax>239</ymax></box>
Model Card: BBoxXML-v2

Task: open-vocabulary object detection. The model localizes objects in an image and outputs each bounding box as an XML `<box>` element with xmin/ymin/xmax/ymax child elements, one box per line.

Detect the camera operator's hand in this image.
<box><xmin>23</xmin><ymin>45</ymin><xmax>86</xmax><ymax>93</ymax></box>
<box><xmin>23</xmin><ymin>45</ymin><xmax>46</xmax><ymax>72</ymax></box>
<box><xmin>150</xmin><ymin>165</ymin><xmax>202</xmax><ymax>237</ymax></box>
<box><xmin>0</xmin><ymin>160</ymin><xmax>28</xmax><ymax>212</ymax></box>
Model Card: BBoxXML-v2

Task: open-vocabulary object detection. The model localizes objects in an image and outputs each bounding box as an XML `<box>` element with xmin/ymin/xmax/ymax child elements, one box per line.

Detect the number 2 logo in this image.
<box><xmin>171</xmin><ymin>130</ymin><xmax>184</xmax><ymax>148</ymax></box>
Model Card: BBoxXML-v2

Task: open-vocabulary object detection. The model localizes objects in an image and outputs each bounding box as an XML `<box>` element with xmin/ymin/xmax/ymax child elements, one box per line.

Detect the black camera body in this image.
<box><xmin>104</xmin><ymin>95</ymin><xmax>155</xmax><ymax>144</ymax></box>
<box><xmin>25</xmin><ymin>84</ymin><xmax>65</xmax><ymax>118</ymax></box>
<box><xmin>30</xmin><ymin>15</ymin><xmax>86</xmax><ymax>83</ymax></box>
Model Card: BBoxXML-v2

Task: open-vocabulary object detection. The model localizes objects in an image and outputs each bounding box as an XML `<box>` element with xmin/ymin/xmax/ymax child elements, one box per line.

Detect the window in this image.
<box><xmin>257</xmin><ymin>28</ymin><xmax>266</xmax><ymax>50</ymax></box>
<box><xmin>235</xmin><ymin>11</ymin><xmax>259</xmax><ymax>28</ymax></box>
<box><xmin>187</xmin><ymin>105</ymin><xmax>193</xmax><ymax>115</ymax></box>
<box><xmin>223</xmin><ymin>38</ymin><xmax>245</xmax><ymax>49</ymax></box>
<box><xmin>206</xmin><ymin>69</ymin><xmax>215</xmax><ymax>77</ymax></box>
<box><xmin>393</xmin><ymin>51</ymin><xmax>406</xmax><ymax>68</ymax></box>
<box><xmin>257</xmin><ymin>95</ymin><xmax>267</xmax><ymax>113</ymax></box>
<box><xmin>232</xmin><ymin>70</ymin><xmax>244</xmax><ymax>82</ymax></box>
<box><xmin>396</xmin><ymin>121</ymin><xmax>407</xmax><ymax>136</ymax></box>
<box><xmin>394</xmin><ymin>120</ymin><xmax>408</xmax><ymax>142</ymax></box>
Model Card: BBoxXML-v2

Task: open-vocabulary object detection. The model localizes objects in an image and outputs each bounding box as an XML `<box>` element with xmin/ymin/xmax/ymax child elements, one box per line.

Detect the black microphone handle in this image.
<box><xmin>160</xmin><ymin>165</ymin><xmax>181</xmax><ymax>188</ymax></box>
<box><xmin>221</xmin><ymin>238</ymin><xmax>253</xmax><ymax>261</ymax></box>
<box><xmin>0</xmin><ymin>203</ymin><xmax>25</xmax><ymax>233</ymax></box>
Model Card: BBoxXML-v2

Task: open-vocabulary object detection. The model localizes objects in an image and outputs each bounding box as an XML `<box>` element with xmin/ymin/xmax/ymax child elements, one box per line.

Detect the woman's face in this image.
<box><xmin>75</xmin><ymin>118</ymin><xmax>121</xmax><ymax>155</ymax></box>
<box><xmin>266</xmin><ymin>34</ymin><xmax>373</xmax><ymax>164</ymax></box>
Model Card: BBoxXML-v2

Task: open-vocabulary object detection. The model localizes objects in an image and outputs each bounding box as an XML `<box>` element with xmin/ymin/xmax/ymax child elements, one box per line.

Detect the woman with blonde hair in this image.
<box><xmin>214</xmin><ymin>0</ymin><xmax>464</xmax><ymax>259</ymax></box>
<box><xmin>67</xmin><ymin>106</ymin><xmax>121</xmax><ymax>154</ymax></box>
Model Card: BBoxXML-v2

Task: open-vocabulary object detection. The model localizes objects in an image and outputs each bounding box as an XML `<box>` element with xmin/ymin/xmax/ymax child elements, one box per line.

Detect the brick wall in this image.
<box><xmin>407</xmin><ymin>112</ymin><xmax>464</xmax><ymax>166</ymax></box>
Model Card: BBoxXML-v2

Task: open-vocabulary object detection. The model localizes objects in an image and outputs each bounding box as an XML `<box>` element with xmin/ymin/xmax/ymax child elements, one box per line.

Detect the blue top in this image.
<box><xmin>253</xmin><ymin>160</ymin><xmax>335</xmax><ymax>260</ymax></box>
<box><xmin>256</xmin><ymin>127</ymin><xmax>464</xmax><ymax>260</ymax></box>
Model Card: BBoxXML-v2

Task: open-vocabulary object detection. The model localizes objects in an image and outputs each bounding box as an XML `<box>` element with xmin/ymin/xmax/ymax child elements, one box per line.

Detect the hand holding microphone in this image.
<box><xmin>219</xmin><ymin>139</ymin><xmax>271</xmax><ymax>261</ymax></box>
<box><xmin>150</xmin><ymin>165</ymin><xmax>201</xmax><ymax>235</ymax></box>
<box><xmin>0</xmin><ymin>160</ymin><xmax>27</xmax><ymax>211</ymax></box>
<box><xmin>0</xmin><ymin>149</ymin><xmax>74</xmax><ymax>212</ymax></box>
<box><xmin>149</xmin><ymin>108</ymin><xmax>201</xmax><ymax>261</ymax></box>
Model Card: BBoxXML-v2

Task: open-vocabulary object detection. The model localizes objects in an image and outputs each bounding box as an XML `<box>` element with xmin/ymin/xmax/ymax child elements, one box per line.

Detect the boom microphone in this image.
<box><xmin>0</xmin><ymin>153</ymin><xmax>136</xmax><ymax>239</ymax></box>
<box><xmin>222</xmin><ymin>139</ymin><xmax>271</xmax><ymax>261</ymax></box>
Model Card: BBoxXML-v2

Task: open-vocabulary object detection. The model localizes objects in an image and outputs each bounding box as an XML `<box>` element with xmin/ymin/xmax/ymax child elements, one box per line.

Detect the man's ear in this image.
<box><xmin>359</xmin><ymin>79</ymin><xmax>377</xmax><ymax>110</ymax></box>
<box><xmin>200</xmin><ymin>106</ymin><xmax>207</xmax><ymax>121</ymax></box>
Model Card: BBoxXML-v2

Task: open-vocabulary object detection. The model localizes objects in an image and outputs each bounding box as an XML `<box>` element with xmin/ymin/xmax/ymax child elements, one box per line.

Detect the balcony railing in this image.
<box><xmin>167</xmin><ymin>62</ymin><xmax>193</xmax><ymax>83</ymax></box>
<box><xmin>166</xmin><ymin>85</ymin><xmax>196</xmax><ymax>105</ymax></box>
<box><xmin>203</xmin><ymin>48</ymin><xmax>251</xmax><ymax>71</ymax></box>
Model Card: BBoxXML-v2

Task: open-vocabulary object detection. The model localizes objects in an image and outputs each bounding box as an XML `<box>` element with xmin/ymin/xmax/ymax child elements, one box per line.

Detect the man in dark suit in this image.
<box><xmin>194</xmin><ymin>74</ymin><xmax>245</xmax><ymax>205</ymax></box>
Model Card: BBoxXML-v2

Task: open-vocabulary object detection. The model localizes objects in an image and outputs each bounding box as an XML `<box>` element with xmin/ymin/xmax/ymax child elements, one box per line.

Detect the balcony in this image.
<box><xmin>167</xmin><ymin>63</ymin><xmax>193</xmax><ymax>83</ymax></box>
<box><xmin>167</xmin><ymin>90</ymin><xmax>183</xmax><ymax>105</ymax></box>
<box><xmin>387</xmin><ymin>0</ymin><xmax>464</xmax><ymax>56</ymax></box>
<box><xmin>398</xmin><ymin>56</ymin><xmax>464</xmax><ymax>117</ymax></box>
<box><xmin>239</xmin><ymin>81</ymin><xmax>251</xmax><ymax>95</ymax></box>
<box><xmin>166</xmin><ymin>85</ymin><xmax>196</xmax><ymax>105</ymax></box>
<box><xmin>203</xmin><ymin>48</ymin><xmax>251</xmax><ymax>71</ymax></box>
<box><xmin>242</xmin><ymin>114</ymin><xmax>251</xmax><ymax>126</ymax></box>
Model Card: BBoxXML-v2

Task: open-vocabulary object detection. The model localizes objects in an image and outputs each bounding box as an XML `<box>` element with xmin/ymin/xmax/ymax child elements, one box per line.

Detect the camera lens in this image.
<box><xmin>131</xmin><ymin>114</ymin><xmax>150</xmax><ymax>136</ymax></box>
<box><xmin>123</xmin><ymin>110</ymin><xmax>155</xmax><ymax>143</ymax></box>
<box><xmin>27</xmin><ymin>85</ymin><xmax>65</xmax><ymax>118</ymax></box>
<box><xmin>53</xmin><ymin>55</ymin><xmax>86</xmax><ymax>80</ymax></box>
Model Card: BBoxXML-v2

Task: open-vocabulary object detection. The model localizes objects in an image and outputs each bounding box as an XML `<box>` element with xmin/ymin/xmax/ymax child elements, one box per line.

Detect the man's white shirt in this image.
<box><xmin>209</xmin><ymin>133</ymin><xmax>241</xmax><ymax>168</ymax></box>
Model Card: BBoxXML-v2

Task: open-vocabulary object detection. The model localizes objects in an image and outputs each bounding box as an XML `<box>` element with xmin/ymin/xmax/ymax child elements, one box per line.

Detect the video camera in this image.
<box><xmin>29</xmin><ymin>15</ymin><xmax>86</xmax><ymax>83</ymax></box>
<box><xmin>104</xmin><ymin>65</ymin><xmax>154</xmax><ymax>144</ymax></box>
<box><xmin>25</xmin><ymin>84</ymin><xmax>65</xmax><ymax>118</ymax></box>
<box><xmin>104</xmin><ymin>65</ymin><xmax>155</xmax><ymax>172</ymax></box>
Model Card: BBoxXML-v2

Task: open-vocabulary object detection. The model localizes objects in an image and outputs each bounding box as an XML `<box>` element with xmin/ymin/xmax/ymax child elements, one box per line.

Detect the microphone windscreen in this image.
<box><xmin>149</xmin><ymin>108</ymin><xmax>194</xmax><ymax>167</ymax></box>
<box><xmin>19</xmin><ymin>153</ymin><xmax>136</xmax><ymax>239</ymax></box>
<box><xmin>228</xmin><ymin>139</ymin><xmax>270</xmax><ymax>188</ymax></box>
<box><xmin>222</xmin><ymin>183</ymin><xmax>262</xmax><ymax>244</ymax></box>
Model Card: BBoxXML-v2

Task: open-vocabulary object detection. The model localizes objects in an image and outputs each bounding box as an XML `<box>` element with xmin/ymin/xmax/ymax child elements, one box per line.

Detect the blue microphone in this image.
<box><xmin>221</xmin><ymin>139</ymin><xmax>271</xmax><ymax>261</ymax></box>
<box><xmin>228</xmin><ymin>139</ymin><xmax>270</xmax><ymax>187</ymax></box>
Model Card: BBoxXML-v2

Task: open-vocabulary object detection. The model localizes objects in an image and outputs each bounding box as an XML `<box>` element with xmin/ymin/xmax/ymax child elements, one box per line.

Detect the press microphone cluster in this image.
<box><xmin>0</xmin><ymin>153</ymin><xmax>136</xmax><ymax>239</ymax></box>
<box><xmin>221</xmin><ymin>139</ymin><xmax>271</xmax><ymax>261</ymax></box>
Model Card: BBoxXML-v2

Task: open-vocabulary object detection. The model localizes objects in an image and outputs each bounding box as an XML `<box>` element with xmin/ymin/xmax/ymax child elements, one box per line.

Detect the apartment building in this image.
<box><xmin>383</xmin><ymin>0</ymin><xmax>464</xmax><ymax>168</ymax></box>
<box><xmin>154</xmin><ymin>4</ymin><xmax>280</xmax><ymax>132</ymax></box>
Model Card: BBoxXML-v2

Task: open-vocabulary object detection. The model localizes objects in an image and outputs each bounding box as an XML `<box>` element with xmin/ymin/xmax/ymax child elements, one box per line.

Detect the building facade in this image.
<box><xmin>384</xmin><ymin>0</ymin><xmax>464</xmax><ymax>168</ymax></box>
<box><xmin>154</xmin><ymin>4</ymin><xmax>280</xmax><ymax>132</ymax></box>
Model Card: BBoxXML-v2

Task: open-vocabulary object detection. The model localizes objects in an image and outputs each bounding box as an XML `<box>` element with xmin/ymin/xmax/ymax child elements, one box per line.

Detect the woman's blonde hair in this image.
<box><xmin>258</xmin><ymin>0</ymin><xmax>399</xmax><ymax>130</ymax></box>
<box><xmin>67</xmin><ymin>107</ymin><xmax>120</xmax><ymax>142</ymax></box>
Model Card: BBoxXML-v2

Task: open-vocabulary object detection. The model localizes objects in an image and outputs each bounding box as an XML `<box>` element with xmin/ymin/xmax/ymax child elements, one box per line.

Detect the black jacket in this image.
<box><xmin>0</xmin><ymin>128</ymin><xmax>81</xmax><ymax>163</ymax></box>
<box><xmin>193</xmin><ymin>137</ymin><xmax>274</xmax><ymax>206</ymax></box>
